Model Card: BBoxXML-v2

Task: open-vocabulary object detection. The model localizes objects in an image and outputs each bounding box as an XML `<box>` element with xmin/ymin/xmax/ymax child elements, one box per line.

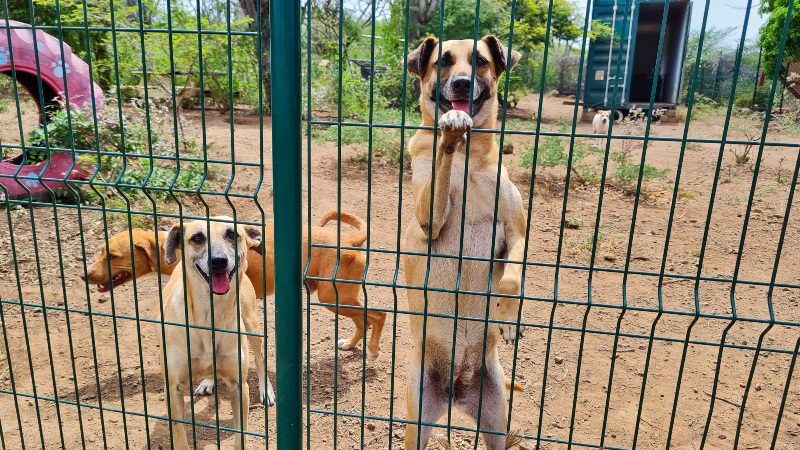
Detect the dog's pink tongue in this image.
<box><xmin>211</xmin><ymin>272</ymin><xmax>230</xmax><ymax>295</ymax></box>
<box><xmin>451</xmin><ymin>100</ymin><xmax>471</xmax><ymax>113</ymax></box>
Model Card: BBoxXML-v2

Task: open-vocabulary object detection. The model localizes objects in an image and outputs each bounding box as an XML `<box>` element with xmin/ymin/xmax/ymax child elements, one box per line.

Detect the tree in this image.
<box><xmin>514</xmin><ymin>0</ymin><xmax>579</xmax><ymax>54</ymax></box>
<box><xmin>239</xmin><ymin>0</ymin><xmax>271</xmax><ymax>112</ymax></box>
<box><xmin>421</xmin><ymin>0</ymin><xmax>511</xmax><ymax>41</ymax></box>
<box><xmin>386</xmin><ymin>0</ymin><xmax>578</xmax><ymax>52</ymax></box>
<box><xmin>409</xmin><ymin>0</ymin><xmax>437</xmax><ymax>42</ymax></box>
<box><xmin>758</xmin><ymin>0</ymin><xmax>799</xmax><ymax>83</ymax></box>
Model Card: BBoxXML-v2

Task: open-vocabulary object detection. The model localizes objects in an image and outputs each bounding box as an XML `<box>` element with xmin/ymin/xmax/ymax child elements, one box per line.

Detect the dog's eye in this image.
<box><xmin>476</xmin><ymin>56</ymin><xmax>488</xmax><ymax>67</ymax></box>
<box><xmin>225</xmin><ymin>228</ymin><xmax>235</xmax><ymax>241</ymax></box>
<box><xmin>436</xmin><ymin>52</ymin><xmax>453</xmax><ymax>68</ymax></box>
<box><xmin>190</xmin><ymin>233</ymin><xmax>205</xmax><ymax>245</ymax></box>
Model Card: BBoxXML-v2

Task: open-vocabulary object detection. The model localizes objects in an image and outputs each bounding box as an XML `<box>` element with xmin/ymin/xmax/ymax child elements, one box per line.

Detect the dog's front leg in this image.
<box><xmin>228</xmin><ymin>378</ymin><xmax>250</xmax><ymax>450</ymax></box>
<box><xmin>497</xmin><ymin>189</ymin><xmax>527</xmax><ymax>343</ymax></box>
<box><xmin>166</xmin><ymin>377</ymin><xmax>191</xmax><ymax>450</ymax></box>
<box><xmin>413</xmin><ymin>110</ymin><xmax>472</xmax><ymax>240</ymax></box>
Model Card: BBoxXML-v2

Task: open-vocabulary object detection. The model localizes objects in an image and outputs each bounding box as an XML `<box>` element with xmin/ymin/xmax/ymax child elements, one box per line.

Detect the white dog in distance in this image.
<box><xmin>592</xmin><ymin>110</ymin><xmax>610</xmax><ymax>148</ymax></box>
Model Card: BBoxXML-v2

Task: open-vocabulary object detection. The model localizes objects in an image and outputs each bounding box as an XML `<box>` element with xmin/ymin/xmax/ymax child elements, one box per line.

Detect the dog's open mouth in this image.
<box><xmin>97</xmin><ymin>271</ymin><xmax>131</xmax><ymax>292</ymax></box>
<box><xmin>433</xmin><ymin>89</ymin><xmax>490</xmax><ymax>116</ymax></box>
<box><xmin>195</xmin><ymin>264</ymin><xmax>235</xmax><ymax>295</ymax></box>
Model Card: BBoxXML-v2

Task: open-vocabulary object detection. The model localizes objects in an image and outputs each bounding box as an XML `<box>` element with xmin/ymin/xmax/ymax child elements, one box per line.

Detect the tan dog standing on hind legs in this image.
<box><xmin>160</xmin><ymin>217</ymin><xmax>261</xmax><ymax>449</ymax></box>
<box><xmin>402</xmin><ymin>36</ymin><xmax>527</xmax><ymax>450</ymax></box>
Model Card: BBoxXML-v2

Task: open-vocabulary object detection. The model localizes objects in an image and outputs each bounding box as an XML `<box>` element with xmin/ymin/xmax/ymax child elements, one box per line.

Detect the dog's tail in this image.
<box><xmin>505</xmin><ymin>377</ymin><xmax>524</xmax><ymax>393</ymax></box>
<box><xmin>319</xmin><ymin>210</ymin><xmax>368</xmax><ymax>247</ymax></box>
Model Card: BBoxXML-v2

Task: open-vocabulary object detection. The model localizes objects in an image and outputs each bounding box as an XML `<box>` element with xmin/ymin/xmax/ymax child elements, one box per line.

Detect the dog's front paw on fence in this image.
<box><xmin>438</xmin><ymin>110</ymin><xmax>472</xmax><ymax>153</ymax></box>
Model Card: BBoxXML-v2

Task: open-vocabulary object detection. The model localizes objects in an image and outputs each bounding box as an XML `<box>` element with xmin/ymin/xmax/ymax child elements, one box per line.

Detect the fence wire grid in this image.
<box><xmin>0</xmin><ymin>0</ymin><xmax>799</xmax><ymax>449</ymax></box>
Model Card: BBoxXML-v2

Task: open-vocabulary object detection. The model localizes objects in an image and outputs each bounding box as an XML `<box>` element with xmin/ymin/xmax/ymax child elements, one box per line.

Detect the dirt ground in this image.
<box><xmin>1</xmin><ymin>93</ymin><xmax>799</xmax><ymax>449</ymax></box>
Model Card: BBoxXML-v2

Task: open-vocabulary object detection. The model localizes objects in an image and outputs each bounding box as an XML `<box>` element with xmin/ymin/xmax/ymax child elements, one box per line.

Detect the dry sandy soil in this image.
<box><xmin>1</xmin><ymin>93</ymin><xmax>799</xmax><ymax>449</ymax></box>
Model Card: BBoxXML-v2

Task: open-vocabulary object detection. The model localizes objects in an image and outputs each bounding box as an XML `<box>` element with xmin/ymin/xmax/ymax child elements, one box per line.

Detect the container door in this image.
<box><xmin>583</xmin><ymin>0</ymin><xmax>637</xmax><ymax>109</ymax></box>
<box><xmin>625</xmin><ymin>0</ymin><xmax>692</xmax><ymax>107</ymax></box>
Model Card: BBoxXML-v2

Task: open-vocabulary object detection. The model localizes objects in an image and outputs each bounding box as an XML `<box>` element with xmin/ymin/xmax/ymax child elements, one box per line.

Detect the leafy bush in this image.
<box><xmin>612</xmin><ymin>108</ymin><xmax>669</xmax><ymax>193</ymax></box>
<box><xmin>308</xmin><ymin>59</ymin><xmax>392</xmax><ymax>120</ymax></box>
<box><xmin>24</xmin><ymin>98</ymin><xmax>216</xmax><ymax>206</ymax></box>
<box><xmin>610</xmin><ymin>148</ymin><xmax>668</xmax><ymax>194</ymax></box>
<box><xmin>519</xmin><ymin>131</ymin><xmax>597</xmax><ymax>184</ymax></box>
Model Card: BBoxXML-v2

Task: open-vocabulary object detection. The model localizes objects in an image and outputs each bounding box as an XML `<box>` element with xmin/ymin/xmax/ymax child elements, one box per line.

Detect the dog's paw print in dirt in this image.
<box><xmin>0</xmin><ymin>46</ymin><xmax>10</xmax><ymax>66</ymax></box>
<box><xmin>52</xmin><ymin>60</ymin><xmax>70</xmax><ymax>78</ymax></box>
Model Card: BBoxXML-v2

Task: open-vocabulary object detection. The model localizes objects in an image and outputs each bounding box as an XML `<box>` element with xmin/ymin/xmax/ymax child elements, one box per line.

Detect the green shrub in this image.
<box><xmin>519</xmin><ymin>134</ymin><xmax>597</xmax><ymax>183</ymax></box>
<box><xmin>611</xmin><ymin>108</ymin><xmax>669</xmax><ymax>194</ymax></box>
<box><xmin>24</xmin><ymin>98</ymin><xmax>216</xmax><ymax>207</ymax></box>
<box><xmin>611</xmin><ymin>149</ymin><xmax>668</xmax><ymax>194</ymax></box>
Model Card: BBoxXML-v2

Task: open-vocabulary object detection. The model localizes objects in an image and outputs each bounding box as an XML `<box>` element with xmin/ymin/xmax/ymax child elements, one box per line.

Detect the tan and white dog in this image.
<box><xmin>402</xmin><ymin>36</ymin><xmax>527</xmax><ymax>449</ymax></box>
<box><xmin>160</xmin><ymin>217</ymin><xmax>262</xmax><ymax>450</ymax></box>
<box><xmin>592</xmin><ymin>110</ymin><xmax>610</xmax><ymax>148</ymax></box>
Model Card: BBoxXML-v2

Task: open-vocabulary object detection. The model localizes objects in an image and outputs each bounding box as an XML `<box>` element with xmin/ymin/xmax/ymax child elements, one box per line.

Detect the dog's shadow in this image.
<box><xmin>304</xmin><ymin>347</ymin><xmax>381</xmax><ymax>407</ymax></box>
<box><xmin>142</xmin><ymin>368</ymin><xmax>274</xmax><ymax>449</ymax></box>
<box><xmin>67</xmin><ymin>366</ymin><xmax>272</xmax><ymax>448</ymax></box>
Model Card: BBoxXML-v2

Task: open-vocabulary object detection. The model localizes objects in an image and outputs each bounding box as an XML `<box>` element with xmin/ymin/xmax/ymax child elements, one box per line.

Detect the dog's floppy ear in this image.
<box><xmin>481</xmin><ymin>35</ymin><xmax>522</xmax><ymax>75</ymax></box>
<box><xmin>164</xmin><ymin>224</ymin><xmax>182</xmax><ymax>265</ymax></box>
<box><xmin>243</xmin><ymin>225</ymin><xmax>263</xmax><ymax>251</ymax></box>
<box><xmin>408</xmin><ymin>36</ymin><xmax>438</xmax><ymax>78</ymax></box>
<box><xmin>134</xmin><ymin>236</ymin><xmax>157</xmax><ymax>268</ymax></box>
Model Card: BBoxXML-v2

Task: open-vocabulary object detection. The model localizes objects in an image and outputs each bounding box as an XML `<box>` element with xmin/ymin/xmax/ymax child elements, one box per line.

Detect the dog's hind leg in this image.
<box><xmin>455</xmin><ymin>358</ymin><xmax>509</xmax><ymax>450</ymax></box>
<box><xmin>316</xmin><ymin>281</ymin><xmax>368</xmax><ymax>352</ymax></box>
<box><xmin>365</xmin><ymin>309</ymin><xmax>386</xmax><ymax>361</ymax></box>
<box><xmin>405</xmin><ymin>364</ymin><xmax>448</xmax><ymax>450</ymax></box>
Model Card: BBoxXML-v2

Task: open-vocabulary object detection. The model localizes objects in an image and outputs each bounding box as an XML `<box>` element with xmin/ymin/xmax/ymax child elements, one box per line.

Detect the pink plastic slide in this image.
<box><xmin>1</xmin><ymin>20</ymin><xmax>102</xmax><ymax>201</ymax></box>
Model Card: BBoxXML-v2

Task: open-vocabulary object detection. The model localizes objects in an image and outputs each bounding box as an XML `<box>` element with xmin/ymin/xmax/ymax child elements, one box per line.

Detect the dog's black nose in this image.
<box><xmin>451</xmin><ymin>76</ymin><xmax>471</xmax><ymax>97</ymax></box>
<box><xmin>211</xmin><ymin>256</ymin><xmax>228</xmax><ymax>272</ymax></box>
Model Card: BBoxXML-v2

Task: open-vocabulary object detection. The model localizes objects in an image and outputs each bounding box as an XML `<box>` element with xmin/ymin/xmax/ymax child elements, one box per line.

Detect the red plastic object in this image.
<box><xmin>0</xmin><ymin>152</ymin><xmax>94</xmax><ymax>201</ymax></box>
<box><xmin>0</xmin><ymin>21</ymin><xmax>100</xmax><ymax>201</ymax></box>
<box><xmin>0</xmin><ymin>20</ymin><xmax>104</xmax><ymax>111</ymax></box>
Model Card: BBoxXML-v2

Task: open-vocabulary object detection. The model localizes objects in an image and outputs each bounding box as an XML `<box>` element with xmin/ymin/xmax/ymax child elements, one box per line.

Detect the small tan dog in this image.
<box><xmin>592</xmin><ymin>110</ymin><xmax>610</xmax><ymax>148</ymax></box>
<box><xmin>160</xmin><ymin>217</ymin><xmax>261</xmax><ymax>450</ymax></box>
<box><xmin>402</xmin><ymin>36</ymin><xmax>527</xmax><ymax>449</ymax></box>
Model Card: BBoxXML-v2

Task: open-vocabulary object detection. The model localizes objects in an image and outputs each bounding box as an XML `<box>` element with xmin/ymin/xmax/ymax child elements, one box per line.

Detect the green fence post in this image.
<box><xmin>779</xmin><ymin>64</ymin><xmax>787</xmax><ymax>112</ymax></box>
<box><xmin>712</xmin><ymin>54</ymin><xmax>722</xmax><ymax>101</ymax></box>
<box><xmin>271</xmin><ymin>0</ymin><xmax>303</xmax><ymax>447</ymax></box>
<box><xmin>752</xmin><ymin>46</ymin><xmax>762</xmax><ymax>109</ymax></box>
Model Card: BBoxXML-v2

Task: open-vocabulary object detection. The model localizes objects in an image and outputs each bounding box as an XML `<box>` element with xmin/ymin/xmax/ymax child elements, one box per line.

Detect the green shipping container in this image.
<box><xmin>583</xmin><ymin>0</ymin><xmax>692</xmax><ymax>113</ymax></box>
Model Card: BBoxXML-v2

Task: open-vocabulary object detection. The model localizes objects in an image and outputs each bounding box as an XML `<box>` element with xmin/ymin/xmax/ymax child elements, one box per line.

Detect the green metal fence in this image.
<box><xmin>0</xmin><ymin>0</ymin><xmax>799</xmax><ymax>449</ymax></box>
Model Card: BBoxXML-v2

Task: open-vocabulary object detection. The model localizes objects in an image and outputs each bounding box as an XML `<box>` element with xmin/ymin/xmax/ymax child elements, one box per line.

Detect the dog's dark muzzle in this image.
<box><xmin>432</xmin><ymin>77</ymin><xmax>490</xmax><ymax>116</ymax></box>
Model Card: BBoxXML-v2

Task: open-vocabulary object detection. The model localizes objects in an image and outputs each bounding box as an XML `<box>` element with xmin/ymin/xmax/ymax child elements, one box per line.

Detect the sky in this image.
<box><xmin>577</xmin><ymin>0</ymin><xmax>767</xmax><ymax>47</ymax></box>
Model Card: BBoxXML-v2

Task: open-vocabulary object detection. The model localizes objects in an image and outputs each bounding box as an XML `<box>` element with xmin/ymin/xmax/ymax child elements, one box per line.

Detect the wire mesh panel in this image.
<box><xmin>300</xmin><ymin>0</ymin><xmax>799</xmax><ymax>449</ymax></box>
<box><xmin>1</xmin><ymin>0</ymin><xmax>799</xmax><ymax>449</ymax></box>
<box><xmin>0</xmin><ymin>0</ymin><xmax>274</xmax><ymax>447</ymax></box>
